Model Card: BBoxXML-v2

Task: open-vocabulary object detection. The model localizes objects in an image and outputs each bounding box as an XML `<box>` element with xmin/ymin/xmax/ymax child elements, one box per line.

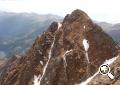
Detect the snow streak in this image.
<box><xmin>39</xmin><ymin>34</ymin><xmax>55</xmax><ymax>84</ymax></box>
<box><xmin>76</xmin><ymin>55</ymin><xmax>119</xmax><ymax>85</ymax></box>
<box><xmin>103</xmin><ymin>55</ymin><xmax>119</xmax><ymax>65</ymax></box>
<box><xmin>37</xmin><ymin>22</ymin><xmax>62</xmax><ymax>85</ymax></box>
<box><xmin>63</xmin><ymin>49</ymin><xmax>73</xmax><ymax>67</ymax></box>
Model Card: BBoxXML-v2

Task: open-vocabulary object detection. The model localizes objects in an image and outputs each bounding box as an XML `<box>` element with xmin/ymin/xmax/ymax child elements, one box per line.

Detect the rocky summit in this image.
<box><xmin>0</xmin><ymin>9</ymin><xmax>119</xmax><ymax>85</ymax></box>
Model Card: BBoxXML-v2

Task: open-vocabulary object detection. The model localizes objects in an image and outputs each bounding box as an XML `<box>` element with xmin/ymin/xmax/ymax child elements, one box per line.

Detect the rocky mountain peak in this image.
<box><xmin>0</xmin><ymin>9</ymin><xmax>119</xmax><ymax>85</ymax></box>
<box><xmin>62</xmin><ymin>9</ymin><xmax>95</xmax><ymax>44</ymax></box>
<box><xmin>63</xmin><ymin>9</ymin><xmax>93</xmax><ymax>31</ymax></box>
<box><xmin>63</xmin><ymin>9</ymin><xmax>90</xmax><ymax>22</ymax></box>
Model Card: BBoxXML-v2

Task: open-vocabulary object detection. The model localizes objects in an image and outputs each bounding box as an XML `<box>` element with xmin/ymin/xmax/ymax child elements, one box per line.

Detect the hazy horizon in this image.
<box><xmin>0</xmin><ymin>0</ymin><xmax>120</xmax><ymax>23</ymax></box>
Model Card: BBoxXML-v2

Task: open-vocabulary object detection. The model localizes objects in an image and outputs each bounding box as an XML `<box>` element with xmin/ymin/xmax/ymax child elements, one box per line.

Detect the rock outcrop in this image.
<box><xmin>0</xmin><ymin>9</ymin><xmax>119</xmax><ymax>85</ymax></box>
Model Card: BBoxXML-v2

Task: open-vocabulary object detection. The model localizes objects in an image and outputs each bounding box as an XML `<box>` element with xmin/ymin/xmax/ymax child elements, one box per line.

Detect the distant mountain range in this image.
<box><xmin>97</xmin><ymin>22</ymin><xmax>120</xmax><ymax>44</ymax></box>
<box><xmin>0</xmin><ymin>12</ymin><xmax>62</xmax><ymax>58</ymax></box>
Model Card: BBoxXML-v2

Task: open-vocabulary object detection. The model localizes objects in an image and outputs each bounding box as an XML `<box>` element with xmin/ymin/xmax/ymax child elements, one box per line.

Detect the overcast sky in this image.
<box><xmin>0</xmin><ymin>0</ymin><xmax>119</xmax><ymax>23</ymax></box>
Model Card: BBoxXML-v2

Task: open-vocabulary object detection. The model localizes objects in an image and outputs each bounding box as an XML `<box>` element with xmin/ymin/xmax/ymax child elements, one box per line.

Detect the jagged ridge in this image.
<box><xmin>0</xmin><ymin>9</ymin><xmax>119</xmax><ymax>85</ymax></box>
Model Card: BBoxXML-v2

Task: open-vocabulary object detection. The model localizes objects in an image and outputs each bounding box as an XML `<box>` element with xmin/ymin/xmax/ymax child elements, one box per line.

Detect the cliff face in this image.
<box><xmin>0</xmin><ymin>9</ymin><xmax>119</xmax><ymax>85</ymax></box>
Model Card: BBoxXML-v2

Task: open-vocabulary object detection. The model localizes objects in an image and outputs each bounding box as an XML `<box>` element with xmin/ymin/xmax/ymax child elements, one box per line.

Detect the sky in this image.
<box><xmin>0</xmin><ymin>0</ymin><xmax>120</xmax><ymax>23</ymax></box>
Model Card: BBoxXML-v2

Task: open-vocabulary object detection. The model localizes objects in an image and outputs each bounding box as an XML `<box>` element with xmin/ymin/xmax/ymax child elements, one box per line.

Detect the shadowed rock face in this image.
<box><xmin>0</xmin><ymin>9</ymin><xmax>119</xmax><ymax>85</ymax></box>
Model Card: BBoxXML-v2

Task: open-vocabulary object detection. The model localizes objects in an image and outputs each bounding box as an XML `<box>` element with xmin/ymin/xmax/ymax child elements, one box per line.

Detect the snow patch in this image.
<box><xmin>40</xmin><ymin>61</ymin><xmax>43</xmax><ymax>65</ymax></box>
<box><xmin>83</xmin><ymin>39</ymin><xmax>89</xmax><ymax>51</ymax></box>
<box><xmin>84</xmin><ymin>25</ymin><xmax>86</xmax><ymax>29</ymax></box>
<box><xmin>83</xmin><ymin>39</ymin><xmax>90</xmax><ymax>63</ymax></box>
<box><xmin>57</xmin><ymin>23</ymin><xmax>62</xmax><ymax>30</ymax></box>
<box><xmin>76</xmin><ymin>55</ymin><xmax>119</xmax><ymax>85</ymax></box>
<box><xmin>46</xmin><ymin>81</ymin><xmax>49</xmax><ymax>84</ymax></box>
<box><xmin>33</xmin><ymin>75</ymin><xmax>41</xmax><ymax>85</ymax></box>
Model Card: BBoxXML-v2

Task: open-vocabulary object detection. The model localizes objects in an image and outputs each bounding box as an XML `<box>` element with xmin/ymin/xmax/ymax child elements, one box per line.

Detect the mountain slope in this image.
<box><xmin>0</xmin><ymin>9</ymin><xmax>119</xmax><ymax>85</ymax></box>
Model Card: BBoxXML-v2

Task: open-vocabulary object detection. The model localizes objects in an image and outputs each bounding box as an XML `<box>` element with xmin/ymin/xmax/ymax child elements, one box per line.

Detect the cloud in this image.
<box><xmin>0</xmin><ymin>0</ymin><xmax>120</xmax><ymax>23</ymax></box>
